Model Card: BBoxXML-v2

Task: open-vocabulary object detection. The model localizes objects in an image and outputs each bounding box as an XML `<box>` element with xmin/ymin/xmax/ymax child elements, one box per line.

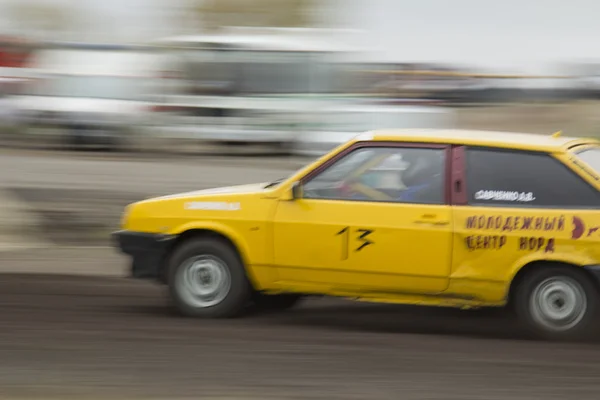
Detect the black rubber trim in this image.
<box><xmin>112</xmin><ymin>230</ymin><xmax>176</xmax><ymax>280</ymax></box>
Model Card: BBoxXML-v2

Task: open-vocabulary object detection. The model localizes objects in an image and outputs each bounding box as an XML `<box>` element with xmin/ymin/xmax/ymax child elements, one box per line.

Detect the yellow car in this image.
<box><xmin>113</xmin><ymin>129</ymin><xmax>600</xmax><ymax>341</ymax></box>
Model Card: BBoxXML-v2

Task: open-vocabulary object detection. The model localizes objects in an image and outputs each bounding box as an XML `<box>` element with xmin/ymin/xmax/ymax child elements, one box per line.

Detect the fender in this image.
<box><xmin>504</xmin><ymin>251</ymin><xmax>596</xmax><ymax>298</ymax></box>
<box><xmin>168</xmin><ymin>221</ymin><xmax>258</xmax><ymax>284</ymax></box>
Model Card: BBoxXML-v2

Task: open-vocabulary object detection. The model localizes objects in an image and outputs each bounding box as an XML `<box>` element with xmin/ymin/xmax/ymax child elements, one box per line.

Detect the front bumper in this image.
<box><xmin>112</xmin><ymin>230</ymin><xmax>176</xmax><ymax>280</ymax></box>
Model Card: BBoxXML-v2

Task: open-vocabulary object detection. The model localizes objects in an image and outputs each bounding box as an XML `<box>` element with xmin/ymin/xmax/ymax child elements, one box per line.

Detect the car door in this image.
<box><xmin>272</xmin><ymin>141</ymin><xmax>453</xmax><ymax>294</ymax></box>
<box><xmin>451</xmin><ymin>145</ymin><xmax>600</xmax><ymax>299</ymax></box>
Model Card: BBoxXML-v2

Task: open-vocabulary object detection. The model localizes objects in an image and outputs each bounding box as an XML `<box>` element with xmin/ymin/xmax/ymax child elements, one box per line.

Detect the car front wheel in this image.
<box><xmin>167</xmin><ymin>238</ymin><xmax>251</xmax><ymax>318</ymax></box>
<box><xmin>513</xmin><ymin>266</ymin><xmax>600</xmax><ymax>341</ymax></box>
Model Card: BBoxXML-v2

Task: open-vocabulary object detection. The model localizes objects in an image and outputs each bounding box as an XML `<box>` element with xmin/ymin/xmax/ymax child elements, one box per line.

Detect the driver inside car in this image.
<box><xmin>330</xmin><ymin>149</ymin><xmax>443</xmax><ymax>203</ymax></box>
<box><xmin>397</xmin><ymin>150</ymin><xmax>443</xmax><ymax>203</ymax></box>
<box><xmin>344</xmin><ymin>150</ymin><xmax>443</xmax><ymax>203</ymax></box>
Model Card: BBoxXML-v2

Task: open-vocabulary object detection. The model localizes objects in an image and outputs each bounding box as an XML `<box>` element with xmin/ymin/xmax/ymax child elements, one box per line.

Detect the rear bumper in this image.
<box><xmin>112</xmin><ymin>230</ymin><xmax>176</xmax><ymax>280</ymax></box>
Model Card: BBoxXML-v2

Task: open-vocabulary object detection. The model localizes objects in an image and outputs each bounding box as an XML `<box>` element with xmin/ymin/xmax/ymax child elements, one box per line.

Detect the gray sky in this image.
<box><xmin>1</xmin><ymin>0</ymin><xmax>599</xmax><ymax>74</ymax></box>
<box><xmin>329</xmin><ymin>0</ymin><xmax>600</xmax><ymax>74</ymax></box>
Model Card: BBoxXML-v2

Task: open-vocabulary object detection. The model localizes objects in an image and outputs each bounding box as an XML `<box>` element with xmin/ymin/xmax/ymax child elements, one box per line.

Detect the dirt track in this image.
<box><xmin>3</xmin><ymin>151</ymin><xmax>600</xmax><ymax>399</ymax></box>
<box><xmin>2</xmin><ymin>264</ymin><xmax>600</xmax><ymax>400</ymax></box>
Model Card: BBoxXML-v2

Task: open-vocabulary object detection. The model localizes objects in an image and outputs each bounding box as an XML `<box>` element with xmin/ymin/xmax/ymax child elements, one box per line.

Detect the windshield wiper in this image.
<box><xmin>264</xmin><ymin>178</ymin><xmax>284</xmax><ymax>189</ymax></box>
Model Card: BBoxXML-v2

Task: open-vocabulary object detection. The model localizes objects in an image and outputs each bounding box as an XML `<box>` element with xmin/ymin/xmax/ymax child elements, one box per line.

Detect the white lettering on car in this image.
<box><xmin>474</xmin><ymin>190</ymin><xmax>536</xmax><ymax>202</ymax></box>
<box><xmin>184</xmin><ymin>202</ymin><xmax>241</xmax><ymax>211</ymax></box>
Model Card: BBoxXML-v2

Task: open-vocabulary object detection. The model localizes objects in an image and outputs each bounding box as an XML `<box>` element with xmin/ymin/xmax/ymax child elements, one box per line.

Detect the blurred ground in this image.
<box><xmin>2</xmin><ymin>103</ymin><xmax>600</xmax><ymax>399</ymax></box>
<box><xmin>2</xmin><ymin>270</ymin><xmax>600</xmax><ymax>400</ymax></box>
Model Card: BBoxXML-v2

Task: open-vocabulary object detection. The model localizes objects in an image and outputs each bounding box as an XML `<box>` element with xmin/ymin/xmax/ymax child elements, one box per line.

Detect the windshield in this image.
<box><xmin>26</xmin><ymin>75</ymin><xmax>147</xmax><ymax>100</ymax></box>
<box><xmin>262</xmin><ymin>148</ymin><xmax>407</xmax><ymax>189</ymax></box>
<box><xmin>573</xmin><ymin>147</ymin><xmax>600</xmax><ymax>175</ymax></box>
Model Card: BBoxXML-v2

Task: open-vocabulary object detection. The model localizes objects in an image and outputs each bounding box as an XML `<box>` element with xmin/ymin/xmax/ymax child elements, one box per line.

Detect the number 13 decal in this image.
<box><xmin>336</xmin><ymin>226</ymin><xmax>374</xmax><ymax>260</ymax></box>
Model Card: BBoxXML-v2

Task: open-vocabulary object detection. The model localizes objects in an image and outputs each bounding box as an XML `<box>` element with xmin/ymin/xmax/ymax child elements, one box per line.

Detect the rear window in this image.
<box><xmin>573</xmin><ymin>146</ymin><xmax>600</xmax><ymax>179</ymax></box>
<box><xmin>466</xmin><ymin>147</ymin><xmax>600</xmax><ymax>208</ymax></box>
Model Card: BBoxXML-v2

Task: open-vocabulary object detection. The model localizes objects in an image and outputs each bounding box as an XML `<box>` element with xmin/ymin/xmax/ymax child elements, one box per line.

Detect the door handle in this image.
<box><xmin>414</xmin><ymin>220</ymin><xmax>450</xmax><ymax>226</ymax></box>
<box><xmin>430</xmin><ymin>220</ymin><xmax>450</xmax><ymax>226</ymax></box>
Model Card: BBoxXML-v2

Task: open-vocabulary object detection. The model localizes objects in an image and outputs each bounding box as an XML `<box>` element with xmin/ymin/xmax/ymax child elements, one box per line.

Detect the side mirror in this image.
<box><xmin>291</xmin><ymin>181</ymin><xmax>303</xmax><ymax>200</ymax></box>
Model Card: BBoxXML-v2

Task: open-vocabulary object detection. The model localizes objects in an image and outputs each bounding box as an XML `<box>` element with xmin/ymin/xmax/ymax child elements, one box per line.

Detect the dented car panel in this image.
<box><xmin>449</xmin><ymin>210</ymin><xmax>600</xmax><ymax>303</ymax></box>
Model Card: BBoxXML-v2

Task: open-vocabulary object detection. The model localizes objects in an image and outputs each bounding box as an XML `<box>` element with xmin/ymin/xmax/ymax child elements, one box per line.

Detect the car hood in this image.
<box><xmin>149</xmin><ymin>182</ymin><xmax>270</xmax><ymax>202</ymax></box>
<box><xmin>121</xmin><ymin>181</ymin><xmax>278</xmax><ymax>232</ymax></box>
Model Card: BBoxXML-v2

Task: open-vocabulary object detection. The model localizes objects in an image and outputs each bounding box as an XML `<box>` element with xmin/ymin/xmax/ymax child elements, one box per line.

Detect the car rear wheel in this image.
<box><xmin>513</xmin><ymin>266</ymin><xmax>600</xmax><ymax>341</ymax></box>
<box><xmin>167</xmin><ymin>238</ymin><xmax>251</xmax><ymax>318</ymax></box>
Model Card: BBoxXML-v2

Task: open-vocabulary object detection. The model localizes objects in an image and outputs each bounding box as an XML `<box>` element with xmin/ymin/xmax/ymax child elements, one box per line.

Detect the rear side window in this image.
<box><xmin>573</xmin><ymin>147</ymin><xmax>600</xmax><ymax>179</ymax></box>
<box><xmin>465</xmin><ymin>147</ymin><xmax>600</xmax><ymax>208</ymax></box>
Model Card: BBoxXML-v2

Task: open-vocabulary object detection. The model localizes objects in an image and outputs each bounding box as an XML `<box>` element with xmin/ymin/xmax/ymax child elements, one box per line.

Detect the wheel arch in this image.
<box><xmin>506</xmin><ymin>259</ymin><xmax>600</xmax><ymax>306</ymax></box>
<box><xmin>160</xmin><ymin>223</ymin><xmax>257</xmax><ymax>287</ymax></box>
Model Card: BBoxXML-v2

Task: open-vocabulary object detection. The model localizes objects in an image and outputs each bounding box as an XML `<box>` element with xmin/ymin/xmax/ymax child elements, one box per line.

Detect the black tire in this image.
<box><xmin>167</xmin><ymin>237</ymin><xmax>251</xmax><ymax>318</ymax></box>
<box><xmin>252</xmin><ymin>292</ymin><xmax>303</xmax><ymax>312</ymax></box>
<box><xmin>512</xmin><ymin>266</ymin><xmax>600</xmax><ymax>341</ymax></box>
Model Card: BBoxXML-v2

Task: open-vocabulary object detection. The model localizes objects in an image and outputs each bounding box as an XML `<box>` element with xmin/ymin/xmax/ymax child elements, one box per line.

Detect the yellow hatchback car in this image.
<box><xmin>113</xmin><ymin>129</ymin><xmax>600</xmax><ymax>340</ymax></box>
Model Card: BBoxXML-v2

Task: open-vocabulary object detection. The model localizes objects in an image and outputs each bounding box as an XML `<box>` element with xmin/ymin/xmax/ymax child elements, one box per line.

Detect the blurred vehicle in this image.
<box><xmin>114</xmin><ymin>128</ymin><xmax>600</xmax><ymax>341</ymax></box>
<box><xmin>0</xmin><ymin>35</ymin><xmax>33</xmax><ymax>69</ymax></box>
<box><xmin>0</xmin><ymin>74</ymin><xmax>32</xmax><ymax>130</ymax></box>
<box><xmin>292</xmin><ymin>103</ymin><xmax>456</xmax><ymax>156</ymax></box>
<box><xmin>347</xmin><ymin>62</ymin><xmax>490</xmax><ymax>103</ymax></box>
<box><xmin>0</xmin><ymin>36</ymin><xmax>33</xmax><ymax>132</ymax></box>
<box><xmin>146</xmin><ymin>27</ymin><xmax>367</xmax><ymax>150</ymax></box>
<box><xmin>565</xmin><ymin>62</ymin><xmax>600</xmax><ymax>99</ymax></box>
<box><xmin>0</xmin><ymin>78</ymin><xmax>20</xmax><ymax>130</ymax></box>
<box><xmin>10</xmin><ymin>43</ymin><xmax>160</xmax><ymax>150</ymax></box>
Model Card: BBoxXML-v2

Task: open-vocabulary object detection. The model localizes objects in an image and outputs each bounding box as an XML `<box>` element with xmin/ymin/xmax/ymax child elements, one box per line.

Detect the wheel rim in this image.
<box><xmin>175</xmin><ymin>255</ymin><xmax>232</xmax><ymax>308</ymax></box>
<box><xmin>529</xmin><ymin>276</ymin><xmax>587</xmax><ymax>332</ymax></box>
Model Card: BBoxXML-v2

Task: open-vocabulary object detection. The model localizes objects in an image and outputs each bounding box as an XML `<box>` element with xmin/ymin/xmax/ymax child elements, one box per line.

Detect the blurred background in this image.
<box><xmin>3</xmin><ymin>1</ymin><xmax>600</xmax><ymax>399</ymax></box>
<box><xmin>2</xmin><ymin>0</ymin><xmax>600</xmax><ymax>155</ymax></box>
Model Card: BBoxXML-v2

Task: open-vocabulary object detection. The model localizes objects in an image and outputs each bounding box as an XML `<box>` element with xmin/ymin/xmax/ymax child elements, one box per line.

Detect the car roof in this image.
<box><xmin>362</xmin><ymin>129</ymin><xmax>600</xmax><ymax>152</ymax></box>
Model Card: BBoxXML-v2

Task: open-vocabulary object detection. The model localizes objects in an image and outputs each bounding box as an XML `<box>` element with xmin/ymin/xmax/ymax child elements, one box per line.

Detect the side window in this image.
<box><xmin>466</xmin><ymin>147</ymin><xmax>600</xmax><ymax>208</ymax></box>
<box><xmin>302</xmin><ymin>145</ymin><xmax>446</xmax><ymax>204</ymax></box>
